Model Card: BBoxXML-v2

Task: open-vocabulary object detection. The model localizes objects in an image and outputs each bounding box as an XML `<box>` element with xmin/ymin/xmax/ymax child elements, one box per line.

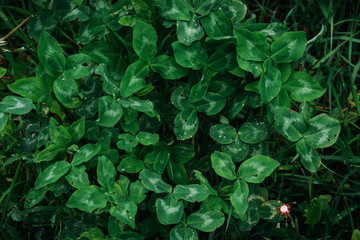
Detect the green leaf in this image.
<box><xmin>24</xmin><ymin>188</ymin><xmax>46</xmax><ymax>208</ymax></box>
<box><xmin>304</xmin><ymin>199</ymin><xmax>322</xmax><ymax>228</ymax></box>
<box><xmin>8</xmin><ymin>77</ymin><xmax>44</xmax><ymax>102</ymax></box>
<box><xmin>96</xmin><ymin>96</ymin><xmax>123</xmax><ymax>127</ymax></box>
<box><xmin>352</xmin><ymin>229</ymin><xmax>360</xmax><ymax>240</ymax></box>
<box><xmin>157</xmin><ymin>0</ymin><xmax>191</xmax><ymax>21</ymax></box>
<box><xmin>237</xmin><ymin>155</ymin><xmax>280</xmax><ymax>183</ymax></box>
<box><xmin>68</xmin><ymin>117</ymin><xmax>85</xmax><ymax>144</ymax></box>
<box><xmin>222</xmin><ymin>0</ymin><xmax>247</xmax><ymax>22</ymax></box>
<box><xmin>208</xmin><ymin>44</ymin><xmax>237</xmax><ymax>72</ymax></box>
<box><xmin>201</xmin><ymin>9</ymin><xmax>232</xmax><ymax>38</ymax></box>
<box><xmin>0</xmin><ymin>111</ymin><xmax>8</xmax><ymax>132</ymax></box>
<box><xmin>128</xmin><ymin>180</ymin><xmax>148</xmax><ymax>204</ymax></box>
<box><xmin>234</xmin><ymin>29</ymin><xmax>271</xmax><ymax>61</ymax></box>
<box><xmin>97</xmin><ymin>156</ymin><xmax>116</xmax><ymax>192</ymax></box>
<box><xmin>110</xmin><ymin>199</ymin><xmax>137</xmax><ymax>229</ymax></box>
<box><xmin>238</xmin><ymin>121</ymin><xmax>268</xmax><ymax>144</ymax></box>
<box><xmin>187</xmin><ymin>209</ymin><xmax>225</xmax><ymax>232</ymax></box>
<box><xmin>177</xmin><ymin>17</ymin><xmax>204</xmax><ymax>46</ymax></box>
<box><xmin>296</xmin><ymin>138</ymin><xmax>321</xmax><ymax>173</ymax></box>
<box><xmin>80</xmin><ymin>228</ymin><xmax>105</xmax><ymax>240</ymax></box>
<box><xmin>139</xmin><ymin>169</ymin><xmax>172</xmax><ymax>193</ymax></box>
<box><xmin>0</xmin><ymin>96</ymin><xmax>35</xmax><ymax>115</ymax></box>
<box><xmin>120</xmin><ymin>61</ymin><xmax>149</xmax><ymax>98</ymax></box>
<box><xmin>174</xmin><ymin>109</ymin><xmax>199</xmax><ymax>140</ymax></box>
<box><xmin>304</xmin><ymin>114</ymin><xmax>341</xmax><ymax>148</ymax></box>
<box><xmin>155</xmin><ymin>195</ymin><xmax>184</xmax><ymax>225</ymax></box>
<box><xmin>236</xmin><ymin>54</ymin><xmax>263</xmax><ymax>78</ymax></box>
<box><xmin>221</xmin><ymin>135</ymin><xmax>249</xmax><ymax>163</ymax></box>
<box><xmin>38</xmin><ymin>31</ymin><xmax>65</xmax><ymax>72</ymax></box>
<box><xmin>211</xmin><ymin>151</ymin><xmax>236</xmax><ymax>180</ymax></box>
<box><xmin>95</xmin><ymin>63</ymin><xmax>121</xmax><ymax>98</ymax></box>
<box><xmin>172</xmin><ymin>41</ymin><xmax>208</xmax><ymax>70</ymax></box>
<box><xmin>271</xmin><ymin>31</ymin><xmax>307</xmax><ymax>63</ymax></box>
<box><xmin>193</xmin><ymin>92</ymin><xmax>226</xmax><ymax>116</ymax></box>
<box><xmin>189</xmin><ymin>69</ymin><xmax>216</xmax><ymax>103</ymax></box>
<box><xmin>34</xmin><ymin>161</ymin><xmax>71</xmax><ymax>189</ymax></box>
<box><xmin>193</xmin><ymin>0</ymin><xmax>220</xmax><ymax>16</ymax></box>
<box><xmin>133</xmin><ymin>20</ymin><xmax>158</xmax><ymax>63</ymax></box>
<box><xmin>258</xmin><ymin>200</ymin><xmax>283</xmax><ymax>222</ymax></box>
<box><xmin>194</xmin><ymin>170</ymin><xmax>218</xmax><ymax>197</ymax></box>
<box><xmin>65</xmin><ymin>53</ymin><xmax>92</xmax><ymax>79</ymax></box>
<box><xmin>259</xmin><ymin>59</ymin><xmax>282</xmax><ymax>103</ymax></box>
<box><xmin>152</xmin><ymin>147</ymin><xmax>170</xmax><ymax>174</ymax></box>
<box><xmin>209</xmin><ymin>124</ymin><xmax>237</xmax><ymax>144</ymax></box>
<box><xmin>171</xmin><ymin>86</ymin><xmax>193</xmax><ymax>111</ymax></box>
<box><xmin>49</xmin><ymin>118</ymin><xmax>71</xmax><ymax>146</ymax></box>
<box><xmin>230</xmin><ymin>179</ymin><xmax>249</xmax><ymax>216</ymax></box>
<box><xmin>228</xmin><ymin>94</ymin><xmax>248</xmax><ymax>119</ymax></box>
<box><xmin>283</xmin><ymin>72</ymin><xmax>326</xmax><ymax>102</ymax></box>
<box><xmin>65</xmin><ymin>165</ymin><xmax>90</xmax><ymax>189</ymax></box>
<box><xmin>118</xmin><ymin>97</ymin><xmax>159</xmax><ymax>119</ymax></box>
<box><xmin>27</xmin><ymin>11</ymin><xmax>57</xmax><ymax>41</ymax></box>
<box><xmin>66</xmin><ymin>185</ymin><xmax>108</xmax><ymax>212</ymax></box>
<box><xmin>118</xmin><ymin>155</ymin><xmax>144</xmax><ymax>173</ymax></box>
<box><xmin>53</xmin><ymin>72</ymin><xmax>80</xmax><ymax>108</ymax></box>
<box><xmin>35</xmin><ymin>144</ymin><xmax>65</xmax><ymax>162</ymax></box>
<box><xmin>151</xmin><ymin>55</ymin><xmax>189</xmax><ymax>79</ymax></box>
<box><xmin>71</xmin><ymin>143</ymin><xmax>101</xmax><ymax>166</ymax></box>
<box><xmin>273</xmin><ymin>107</ymin><xmax>306</xmax><ymax>142</ymax></box>
<box><xmin>136</xmin><ymin>132</ymin><xmax>159</xmax><ymax>145</ymax></box>
<box><xmin>116</xmin><ymin>133</ymin><xmax>138</xmax><ymax>152</ymax></box>
<box><xmin>173</xmin><ymin>184</ymin><xmax>209</xmax><ymax>202</ymax></box>
<box><xmin>170</xmin><ymin>224</ymin><xmax>198</xmax><ymax>240</ymax></box>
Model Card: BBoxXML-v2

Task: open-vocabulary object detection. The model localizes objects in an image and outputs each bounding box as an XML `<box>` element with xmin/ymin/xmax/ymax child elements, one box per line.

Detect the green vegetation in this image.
<box><xmin>0</xmin><ymin>0</ymin><xmax>359</xmax><ymax>239</ymax></box>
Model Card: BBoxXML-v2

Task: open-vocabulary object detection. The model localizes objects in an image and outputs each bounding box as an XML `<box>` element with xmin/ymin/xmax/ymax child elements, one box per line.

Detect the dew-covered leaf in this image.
<box><xmin>171</xmin><ymin>86</ymin><xmax>193</xmax><ymax>111</ymax></box>
<box><xmin>222</xmin><ymin>0</ymin><xmax>247</xmax><ymax>23</ymax></box>
<box><xmin>151</xmin><ymin>55</ymin><xmax>189</xmax><ymax>79</ymax></box>
<box><xmin>38</xmin><ymin>31</ymin><xmax>65</xmax><ymax>72</ymax></box>
<box><xmin>173</xmin><ymin>184</ymin><xmax>210</xmax><ymax>202</ymax></box>
<box><xmin>177</xmin><ymin>17</ymin><xmax>204</xmax><ymax>46</ymax></box>
<box><xmin>120</xmin><ymin>61</ymin><xmax>149</xmax><ymax>98</ymax></box>
<box><xmin>230</xmin><ymin>179</ymin><xmax>249</xmax><ymax>216</ymax></box>
<box><xmin>238</xmin><ymin>121</ymin><xmax>268</xmax><ymax>144</ymax></box>
<box><xmin>211</xmin><ymin>151</ymin><xmax>236</xmax><ymax>180</ymax></box>
<box><xmin>34</xmin><ymin>161</ymin><xmax>71</xmax><ymax>189</ymax></box>
<box><xmin>170</xmin><ymin>224</ymin><xmax>198</xmax><ymax>240</ymax></box>
<box><xmin>283</xmin><ymin>72</ymin><xmax>326</xmax><ymax>102</ymax></box>
<box><xmin>222</xmin><ymin>135</ymin><xmax>249</xmax><ymax>163</ymax></box>
<box><xmin>65</xmin><ymin>53</ymin><xmax>92</xmax><ymax>79</ymax></box>
<box><xmin>133</xmin><ymin>20</ymin><xmax>158</xmax><ymax>63</ymax></box>
<box><xmin>201</xmin><ymin>9</ymin><xmax>232</xmax><ymax>38</ymax></box>
<box><xmin>71</xmin><ymin>143</ymin><xmax>101</xmax><ymax>166</ymax></box>
<box><xmin>110</xmin><ymin>199</ymin><xmax>137</xmax><ymax>229</ymax></box>
<box><xmin>259</xmin><ymin>59</ymin><xmax>282</xmax><ymax>103</ymax></box>
<box><xmin>271</xmin><ymin>31</ymin><xmax>307</xmax><ymax>63</ymax></box>
<box><xmin>136</xmin><ymin>132</ymin><xmax>159</xmax><ymax>145</ymax></box>
<box><xmin>65</xmin><ymin>165</ymin><xmax>90</xmax><ymax>189</ymax></box>
<box><xmin>304</xmin><ymin>114</ymin><xmax>341</xmax><ymax>148</ymax></box>
<box><xmin>139</xmin><ymin>169</ymin><xmax>172</xmax><ymax>193</ymax></box>
<box><xmin>209</xmin><ymin>124</ymin><xmax>237</xmax><ymax>144</ymax></box>
<box><xmin>155</xmin><ymin>195</ymin><xmax>184</xmax><ymax>225</ymax></box>
<box><xmin>97</xmin><ymin>156</ymin><xmax>116</xmax><ymax>192</ymax></box>
<box><xmin>53</xmin><ymin>72</ymin><xmax>80</xmax><ymax>108</ymax></box>
<box><xmin>96</xmin><ymin>96</ymin><xmax>123</xmax><ymax>127</ymax></box>
<box><xmin>234</xmin><ymin>28</ymin><xmax>271</xmax><ymax>61</ymax></box>
<box><xmin>187</xmin><ymin>209</ymin><xmax>225</xmax><ymax>232</ymax></box>
<box><xmin>0</xmin><ymin>96</ymin><xmax>35</xmax><ymax>115</ymax></box>
<box><xmin>118</xmin><ymin>155</ymin><xmax>144</xmax><ymax>173</ymax></box>
<box><xmin>172</xmin><ymin>41</ymin><xmax>208</xmax><ymax>70</ymax></box>
<box><xmin>174</xmin><ymin>108</ymin><xmax>199</xmax><ymax>140</ymax></box>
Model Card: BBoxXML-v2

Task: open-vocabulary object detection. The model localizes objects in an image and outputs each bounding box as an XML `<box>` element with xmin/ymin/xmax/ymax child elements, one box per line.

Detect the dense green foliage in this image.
<box><xmin>0</xmin><ymin>0</ymin><xmax>359</xmax><ymax>239</ymax></box>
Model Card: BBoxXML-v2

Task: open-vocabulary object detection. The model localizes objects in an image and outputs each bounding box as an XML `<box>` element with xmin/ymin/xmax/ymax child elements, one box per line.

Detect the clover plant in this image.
<box><xmin>0</xmin><ymin>0</ymin><xmax>342</xmax><ymax>239</ymax></box>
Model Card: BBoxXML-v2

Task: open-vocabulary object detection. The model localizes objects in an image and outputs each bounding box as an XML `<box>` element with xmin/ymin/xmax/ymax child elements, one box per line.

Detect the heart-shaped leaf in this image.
<box><xmin>38</xmin><ymin>31</ymin><xmax>65</xmax><ymax>72</ymax></box>
<box><xmin>211</xmin><ymin>151</ymin><xmax>236</xmax><ymax>180</ymax></box>
<box><xmin>151</xmin><ymin>55</ymin><xmax>189</xmax><ymax>79</ymax></box>
<box><xmin>271</xmin><ymin>31</ymin><xmax>307</xmax><ymax>63</ymax></box>
<box><xmin>187</xmin><ymin>209</ymin><xmax>225</xmax><ymax>232</ymax></box>
<box><xmin>238</xmin><ymin>121</ymin><xmax>268</xmax><ymax>144</ymax></box>
<box><xmin>97</xmin><ymin>156</ymin><xmax>116</xmax><ymax>192</ymax></box>
<box><xmin>110</xmin><ymin>199</ymin><xmax>137</xmax><ymax>229</ymax></box>
<box><xmin>259</xmin><ymin>59</ymin><xmax>282</xmax><ymax>103</ymax></box>
<box><xmin>133</xmin><ymin>20</ymin><xmax>158</xmax><ymax>63</ymax></box>
<box><xmin>237</xmin><ymin>155</ymin><xmax>280</xmax><ymax>183</ymax></box>
<box><xmin>177</xmin><ymin>17</ymin><xmax>204</xmax><ymax>46</ymax></box>
<box><xmin>170</xmin><ymin>224</ymin><xmax>198</xmax><ymax>240</ymax></box>
<box><xmin>96</xmin><ymin>96</ymin><xmax>123</xmax><ymax>127</ymax></box>
<box><xmin>0</xmin><ymin>96</ymin><xmax>35</xmax><ymax>115</ymax></box>
<box><xmin>209</xmin><ymin>124</ymin><xmax>237</xmax><ymax>144</ymax></box>
<box><xmin>230</xmin><ymin>179</ymin><xmax>249</xmax><ymax>216</ymax></box>
<box><xmin>296</xmin><ymin>138</ymin><xmax>321</xmax><ymax>173</ymax></box>
<box><xmin>172</xmin><ymin>41</ymin><xmax>208</xmax><ymax>70</ymax></box>
<box><xmin>173</xmin><ymin>184</ymin><xmax>210</xmax><ymax>202</ymax></box>
<box><xmin>174</xmin><ymin>109</ymin><xmax>199</xmax><ymax>140</ymax></box>
<box><xmin>120</xmin><ymin>61</ymin><xmax>149</xmax><ymax>98</ymax></box>
<box><xmin>65</xmin><ymin>165</ymin><xmax>90</xmax><ymax>189</ymax></box>
<box><xmin>155</xmin><ymin>195</ymin><xmax>184</xmax><ymax>225</ymax></box>
<box><xmin>34</xmin><ymin>161</ymin><xmax>71</xmax><ymax>189</ymax></box>
<box><xmin>72</xmin><ymin>143</ymin><xmax>101</xmax><ymax>166</ymax></box>
<box><xmin>66</xmin><ymin>185</ymin><xmax>108</xmax><ymax>212</ymax></box>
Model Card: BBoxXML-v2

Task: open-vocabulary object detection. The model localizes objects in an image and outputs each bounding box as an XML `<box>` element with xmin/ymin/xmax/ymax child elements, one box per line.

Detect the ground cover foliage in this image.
<box><xmin>0</xmin><ymin>0</ymin><xmax>359</xmax><ymax>239</ymax></box>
